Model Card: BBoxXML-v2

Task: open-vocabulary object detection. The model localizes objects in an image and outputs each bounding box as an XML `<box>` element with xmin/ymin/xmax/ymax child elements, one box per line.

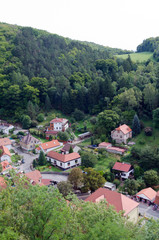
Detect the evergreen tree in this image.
<box><xmin>38</xmin><ymin>151</ymin><xmax>47</xmax><ymax>166</ymax></box>
<box><xmin>45</xmin><ymin>94</ymin><xmax>52</xmax><ymax>112</ymax></box>
<box><xmin>69</xmin><ymin>145</ymin><xmax>73</xmax><ymax>153</ymax></box>
<box><xmin>132</xmin><ymin>114</ymin><xmax>141</xmax><ymax>136</ymax></box>
<box><xmin>27</xmin><ymin>101</ymin><xmax>36</xmax><ymax>120</ymax></box>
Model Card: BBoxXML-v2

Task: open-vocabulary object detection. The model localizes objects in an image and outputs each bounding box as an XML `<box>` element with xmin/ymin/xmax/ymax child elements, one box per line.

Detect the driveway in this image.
<box><xmin>12</xmin><ymin>146</ymin><xmax>38</xmax><ymax>173</ymax></box>
<box><xmin>139</xmin><ymin>203</ymin><xmax>159</xmax><ymax>220</ymax></box>
<box><xmin>41</xmin><ymin>173</ymin><xmax>68</xmax><ymax>183</ymax></box>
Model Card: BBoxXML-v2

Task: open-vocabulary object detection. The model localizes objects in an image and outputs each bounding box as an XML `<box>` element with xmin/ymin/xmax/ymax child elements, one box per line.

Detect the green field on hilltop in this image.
<box><xmin>116</xmin><ymin>52</ymin><xmax>154</xmax><ymax>62</ymax></box>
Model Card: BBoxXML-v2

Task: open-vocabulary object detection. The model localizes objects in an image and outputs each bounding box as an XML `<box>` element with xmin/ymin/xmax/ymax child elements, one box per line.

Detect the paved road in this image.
<box><xmin>13</xmin><ymin>146</ymin><xmax>38</xmax><ymax>173</ymax></box>
<box><xmin>41</xmin><ymin>173</ymin><xmax>68</xmax><ymax>182</ymax></box>
<box><xmin>139</xmin><ymin>203</ymin><xmax>159</xmax><ymax>220</ymax></box>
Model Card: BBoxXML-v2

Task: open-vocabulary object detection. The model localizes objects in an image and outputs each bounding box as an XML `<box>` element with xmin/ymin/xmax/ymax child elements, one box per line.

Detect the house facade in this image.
<box><xmin>136</xmin><ymin>187</ymin><xmax>156</xmax><ymax>203</ymax></box>
<box><xmin>85</xmin><ymin>188</ymin><xmax>139</xmax><ymax>223</ymax></box>
<box><xmin>0</xmin><ymin>146</ymin><xmax>11</xmax><ymax>162</ymax></box>
<box><xmin>46</xmin><ymin>118</ymin><xmax>69</xmax><ymax>137</ymax></box>
<box><xmin>47</xmin><ymin>151</ymin><xmax>81</xmax><ymax>170</ymax></box>
<box><xmin>20</xmin><ymin>133</ymin><xmax>41</xmax><ymax>151</ymax></box>
<box><xmin>112</xmin><ymin>162</ymin><xmax>134</xmax><ymax>179</ymax></box>
<box><xmin>61</xmin><ymin>143</ymin><xmax>81</xmax><ymax>154</ymax></box>
<box><xmin>0</xmin><ymin>161</ymin><xmax>13</xmax><ymax>174</ymax></box>
<box><xmin>36</xmin><ymin>140</ymin><xmax>62</xmax><ymax>154</ymax></box>
<box><xmin>111</xmin><ymin>124</ymin><xmax>132</xmax><ymax>144</ymax></box>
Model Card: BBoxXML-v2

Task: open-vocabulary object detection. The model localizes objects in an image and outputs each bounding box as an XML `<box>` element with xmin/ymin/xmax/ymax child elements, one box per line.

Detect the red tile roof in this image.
<box><xmin>0</xmin><ymin>138</ymin><xmax>11</xmax><ymax>146</ymax></box>
<box><xmin>0</xmin><ymin>176</ymin><xmax>7</xmax><ymax>190</ymax></box>
<box><xmin>39</xmin><ymin>140</ymin><xmax>60</xmax><ymax>151</ymax></box>
<box><xmin>0</xmin><ymin>161</ymin><xmax>13</xmax><ymax>172</ymax></box>
<box><xmin>115</xmin><ymin>124</ymin><xmax>132</xmax><ymax>135</ymax></box>
<box><xmin>98</xmin><ymin>142</ymin><xmax>112</xmax><ymax>148</ymax></box>
<box><xmin>112</xmin><ymin>162</ymin><xmax>132</xmax><ymax>172</ymax></box>
<box><xmin>0</xmin><ymin>146</ymin><xmax>11</xmax><ymax>157</ymax></box>
<box><xmin>41</xmin><ymin>179</ymin><xmax>52</xmax><ymax>186</ymax></box>
<box><xmin>108</xmin><ymin>147</ymin><xmax>126</xmax><ymax>153</ymax></box>
<box><xmin>85</xmin><ymin>188</ymin><xmax>139</xmax><ymax>216</ymax></box>
<box><xmin>50</xmin><ymin>118</ymin><xmax>68</xmax><ymax>123</ymax></box>
<box><xmin>47</xmin><ymin>151</ymin><xmax>80</xmax><ymax>163</ymax></box>
<box><xmin>25</xmin><ymin>170</ymin><xmax>42</xmax><ymax>185</ymax></box>
<box><xmin>136</xmin><ymin>187</ymin><xmax>156</xmax><ymax>201</ymax></box>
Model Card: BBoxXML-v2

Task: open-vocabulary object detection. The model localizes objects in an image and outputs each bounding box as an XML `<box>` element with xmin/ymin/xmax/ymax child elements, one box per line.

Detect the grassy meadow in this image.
<box><xmin>116</xmin><ymin>52</ymin><xmax>154</xmax><ymax>62</ymax></box>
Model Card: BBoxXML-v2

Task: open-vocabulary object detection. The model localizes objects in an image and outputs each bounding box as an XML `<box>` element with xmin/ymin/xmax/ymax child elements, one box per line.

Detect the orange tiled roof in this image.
<box><xmin>85</xmin><ymin>188</ymin><xmax>139</xmax><ymax>216</ymax></box>
<box><xmin>98</xmin><ymin>142</ymin><xmax>111</xmax><ymax>147</ymax></box>
<box><xmin>47</xmin><ymin>151</ymin><xmax>80</xmax><ymax>163</ymax></box>
<box><xmin>0</xmin><ymin>161</ymin><xmax>13</xmax><ymax>172</ymax></box>
<box><xmin>154</xmin><ymin>191</ymin><xmax>159</xmax><ymax>205</ymax></box>
<box><xmin>40</xmin><ymin>140</ymin><xmax>60</xmax><ymax>150</ymax></box>
<box><xmin>112</xmin><ymin>162</ymin><xmax>132</xmax><ymax>172</ymax></box>
<box><xmin>136</xmin><ymin>187</ymin><xmax>156</xmax><ymax>201</ymax></box>
<box><xmin>115</xmin><ymin>124</ymin><xmax>132</xmax><ymax>134</ymax></box>
<box><xmin>50</xmin><ymin>118</ymin><xmax>68</xmax><ymax>123</ymax></box>
<box><xmin>0</xmin><ymin>138</ymin><xmax>11</xmax><ymax>146</ymax></box>
<box><xmin>25</xmin><ymin>170</ymin><xmax>42</xmax><ymax>184</ymax></box>
<box><xmin>0</xmin><ymin>146</ymin><xmax>11</xmax><ymax>157</ymax></box>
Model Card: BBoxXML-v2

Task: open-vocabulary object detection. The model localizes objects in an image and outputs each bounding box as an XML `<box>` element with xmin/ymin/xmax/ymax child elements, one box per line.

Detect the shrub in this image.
<box><xmin>113</xmin><ymin>179</ymin><xmax>120</xmax><ymax>188</ymax></box>
<box><xmin>37</xmin><ymin>113</ymin><xmax>44</xmax><ymax>122</ymax></box>
<box><xmin>144</xmin><ymin>127</ymin><xmax>153</xmax><ymax>136</ymax></box>
<box><xmin>138</xmin><ymin>139</ymin><xmax>146</xmax><ymax>145</ymax></box>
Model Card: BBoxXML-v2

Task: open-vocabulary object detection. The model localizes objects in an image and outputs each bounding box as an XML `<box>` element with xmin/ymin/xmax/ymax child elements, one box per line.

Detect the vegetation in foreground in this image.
<box><xmin>0</xmin><ymin>176</ymin><xmax>159</xmax><ymax>240</ymax></box>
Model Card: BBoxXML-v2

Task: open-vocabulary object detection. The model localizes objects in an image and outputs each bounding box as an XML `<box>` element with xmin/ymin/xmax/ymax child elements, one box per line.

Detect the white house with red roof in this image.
<box><xmin>0</xmin><ymin>146</ymin><xmax>11</xmax><ymax>162</ymax></box>
<box><xmin>85</xmin><ymin>188</ymin><xmax>139</xmax><ymax>223</ymax></box>
<box><xmin>136</xmin><ymin>187</ymin><xmax>156</xmax><ymax>203</ymax></box>
<box><xmin>47</xmin><ymin>151</ymin><xmax>81</xmax><ymax>170</ymax></box>
<box><xmin>46</xmin><ymin>117</ymin><xmax>69</xmax><ymax>137</ymax></box>
<box><xmin>112</xmin><ymin>162</ymin><xmax>134</xmax><ymax>179</ymax></box>
<box><xmin>111</xmin><ymin>124</ymin><xmax>132</xmax><ymax>144</ymax></box>
<box><xmin>36</xmin><ymin>140</ymin><xmax>62</xmax><ymax>154</ymax></box>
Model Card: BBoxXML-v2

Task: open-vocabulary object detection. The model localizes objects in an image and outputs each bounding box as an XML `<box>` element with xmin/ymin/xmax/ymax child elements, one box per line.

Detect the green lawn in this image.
<box><xmin>77</xmin><ymin>138</ymin><xmax>91</xmax><ymax>147</ymax></box>
<box><xmin>11</xmin><ymin>154</ymin><xmax>22</xmax><ymax>163</ymax></box>
<box><xmin>116</xmin><ymin>52</ymin><xmax>154</xmax><ymax>62</ymax></box>
<box><xmin>36</xmin><ymin>165</ymin><xmax>62</xmax><ymax>172</ymax></box>
<box><xmin>32</xmin><ymin>135</ymin><xmax>48</xmax><ymax>143</ymax></box>
<box><xmin>94</xmin><ymin>153</ymin><xmax>120</xmax><ymax>171</ymax></box>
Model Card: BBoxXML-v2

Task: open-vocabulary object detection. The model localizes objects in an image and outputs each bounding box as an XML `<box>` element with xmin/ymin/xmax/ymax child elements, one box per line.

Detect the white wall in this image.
<box><xmin>54</xmin><ymin>122</ymin><xmax>62</xmax><ymax>131</ymax></box>
<box><xmin>47</xmin><ymin>156</ymin><xmax>81</xmax><ymax>169</ymax></box>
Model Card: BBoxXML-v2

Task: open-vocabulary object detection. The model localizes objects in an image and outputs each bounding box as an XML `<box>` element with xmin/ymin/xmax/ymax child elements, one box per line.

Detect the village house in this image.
<box><xmin>36</xmin><ymin>139</ymin><xmax>62</xmax><ymax>154</ymax></box>
<box><xmin>111</xmin><ymin>124</ymin><xmax>132</xmax><ymax>144</ymax></box>
<box><xmin>20</xmin><ymin>133</ymin><xmax>41</xmax><ymax>151</ymax></box>
<box><xmin>0</xmin><ymin>138</ymin><xmax>12</xmax><ymax>150</ymax></box>
<box><xmin>85</xmin><ymin>188</ymin><xmax>139</xmax><ymax>223</ymax></box>
<box><xmin>0</xmin><ymin>161</ymin><xmax>13</xmax><ymax>174</ymax></box>
<box><xmin>47</xmin><ymin>151</ymin><xmax>81</xmax><ymax>170</ymax></box>
<box><xmin>98</xmin><ymin>142</ymin><xmax>127</xmax><ymax>155</ymax></box>
<box><xmin>45</xmin><ymin>117</ymin><xmax>69</xmax><ymax>138</ymax></box>
<box><xmin>112</xmin><ymin>162</ymin><xmax>134</xmax><ymax>179</ymax></box>
<box><xmin>0</xmin><ymin>122</ymin><xmax>14</xmax><ymax>135</ymax></box>
<box><xmin>0</xmin><ymin>146</ymin><xmax>11</xmax><ymax>162</ymax></box>
<box><xmin>136</xmin><ymin>187</ymin><xmax>156</xmax><ymax>203</ymax></box>
<box><xmin>25</xmin><ymin>170</ymin><xmax>43</xmax><ymax>186</ymax></box>
<box><xmin>154</xmin><ymin>191</ymin><xmax>159</xmax><ymax>205</ymax></box>
<box><xmin>61</xmin><ymin>143</ymin><xmax>81</xmax><ymax>154</ymax></box>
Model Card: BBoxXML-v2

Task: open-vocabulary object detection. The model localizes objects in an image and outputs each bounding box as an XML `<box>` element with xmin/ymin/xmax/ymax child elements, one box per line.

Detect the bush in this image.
<box><xmin>31</xmin><ymin>120</ymin><xmax>38</xmax><ymax>127</ymax></box>
<box><xmin>37</xmin><ymin>113</ymin><xmax>44</xmax><ymax>122</ymax></box>
<box><xmin>144</xmin><ymin>127</ymin><xmax>153</xmax><ymax>136</ymax></box>
<box><xmin>113</xmin><ymin>179</ymin><xmax>120</xmax><ymax>188</ymax></box>
<box><xmin>11</xmin><ymin>134</ymin><xmax>18</xmax><ymax>139</ymax></box>
<box><xmin>138</xmin><ymin>139</ymin><xmax>146</xmax><ymax>145</ymax></box>
<box><xmin>90</xmin><ymin>116</ymin><xmax>97</xmax><ymax>125</ymax></box>
<box><xmin>72</xmin><ymin>109</ymin><xmax>85</xmax><ymax>121</ymax></box>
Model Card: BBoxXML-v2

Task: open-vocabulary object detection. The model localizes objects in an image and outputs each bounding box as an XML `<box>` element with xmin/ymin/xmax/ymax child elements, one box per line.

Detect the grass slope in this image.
<box><xmin>116</xmin><ymin>52</ymin><xmax>154</xmax><ymax>62</ymax></box>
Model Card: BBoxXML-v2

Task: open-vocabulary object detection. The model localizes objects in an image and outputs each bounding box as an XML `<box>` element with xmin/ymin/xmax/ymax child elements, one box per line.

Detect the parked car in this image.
<box><xmin>21</xmin><ymin>159</ymin><xmax>25</xmax><ymax>164</ymax></box>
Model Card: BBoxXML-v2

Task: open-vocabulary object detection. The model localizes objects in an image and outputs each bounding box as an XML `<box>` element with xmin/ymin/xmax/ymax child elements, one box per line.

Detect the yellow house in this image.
<box><xmin>20</xmin><ymin>133</ymin><xmax>40</xmax><ymax>151</ymax></box>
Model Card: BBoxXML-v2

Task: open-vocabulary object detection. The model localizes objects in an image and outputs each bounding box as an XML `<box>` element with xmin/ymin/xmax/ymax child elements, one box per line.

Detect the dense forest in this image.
<box><xmin>0</xmin><ymin>22</ymin><xmax>159</xmax><ymax>126</ymax></box>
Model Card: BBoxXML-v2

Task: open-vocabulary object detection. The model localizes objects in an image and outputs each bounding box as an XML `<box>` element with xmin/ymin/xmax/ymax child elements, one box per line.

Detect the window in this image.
<box><xmin>75</xmin><ymin>159</ymin><xmax>78</xmax><ymax>163</ymax></box>
<box><xmin>54</xmin><ymin>160</ymin><xmax>56</xmax><ymax>164</ymax></box>
<box><xmin>67</xmin><ymin>162</ymin><xmax>70</xmax><ymax>166</ymax></box>
<box><xmin>60</xmin><ymin>163</ymin><xmax>62</xmax><ymax>166</ymax></box>
<box><xmin>120</xmin><ymin>135</ymin><xmax>122</xmax><ymax>138</ymax></box>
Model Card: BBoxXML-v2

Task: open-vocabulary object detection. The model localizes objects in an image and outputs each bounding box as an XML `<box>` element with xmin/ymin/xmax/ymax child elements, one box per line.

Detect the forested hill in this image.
<box><xmin>137</xmin><ymin>37</ymin><xmax>159</xmax><ymax>61</ymax></box>
<box><xmin>1</xmin><ymin>22</ymin><xmax>159</xmax><ymax>125</ymax></box>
